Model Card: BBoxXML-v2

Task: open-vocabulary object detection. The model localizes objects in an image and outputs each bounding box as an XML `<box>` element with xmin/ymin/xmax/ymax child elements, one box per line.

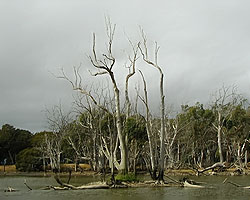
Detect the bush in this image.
<box><xmin>16</xmin><ymin>148</ymin><xmax>42</xmax><ymax>172</ymax></box>
<box><xmin>115</xmin><ymin>173</ymin><xmax>138</xmax><ymax>182</ymax></box>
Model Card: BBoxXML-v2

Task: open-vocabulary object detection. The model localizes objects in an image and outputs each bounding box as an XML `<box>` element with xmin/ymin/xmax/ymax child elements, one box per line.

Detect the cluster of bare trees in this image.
<box><xmin>43</xmin><ymin>19</ymin><xmax>169</xmax><ymax>181</ymax></box>
<box><xmin>40</xmin><ymin>19</ymin><xmax>249</xmax><ymax>182</ymax></box>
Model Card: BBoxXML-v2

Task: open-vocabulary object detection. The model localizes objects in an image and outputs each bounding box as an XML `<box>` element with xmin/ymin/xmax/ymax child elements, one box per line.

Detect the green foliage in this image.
<box><xmin>124</xmin><ymin>116</ymin><xmax>147</xmax><ymax>145</ymax></box>
<box><xmin>115</xmin><ymin>173</ymin><xmax>138</xmax><ymax>182</ymax></box>
<box><xmin>31</xmin><ymin>131</ymin><xmax>52</xmax><ymax>147</ymax></box>
<box><xmin>16</xmin><ymin>148</ymin><xmax>42</xmax><ymax>172</ymax></box>
<box><xmin>61</xmin><ymin>137</ymin><xmax>75</xmax><ymax>163</ymax></box>
<box><xmin>0</xmin><ymin>124</ymin><xmax>32</xmax><ymax>164</ymax></box>
<box><xmin>100</xmin><ymin>113</ymin><xmax>116</xmax><ymax>136</ymax></box>
<box><xmin>225</xmin><ymin>105</ymin><xmax>250</xmax><ymax>141</ymax></box>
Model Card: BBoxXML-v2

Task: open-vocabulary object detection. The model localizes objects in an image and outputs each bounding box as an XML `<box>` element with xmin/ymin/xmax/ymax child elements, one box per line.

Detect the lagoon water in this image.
<box><xmin>0</xmin><ymin>175</ymin><xmax>249</xmax><ymax>200</ymax></box>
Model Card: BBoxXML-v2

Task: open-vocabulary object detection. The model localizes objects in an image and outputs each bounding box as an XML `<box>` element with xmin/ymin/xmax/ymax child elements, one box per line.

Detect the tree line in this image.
<box><xmin>0</xmin><ymin>88</ymin><xmax>249</xmax><ymax>176</ymax></box>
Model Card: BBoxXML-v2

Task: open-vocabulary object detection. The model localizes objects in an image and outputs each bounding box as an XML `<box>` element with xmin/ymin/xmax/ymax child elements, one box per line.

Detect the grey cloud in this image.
<box><xmin>1</xmin><ymin>0</ymin><xmax>250</xmax><ymax>132</ymax></box>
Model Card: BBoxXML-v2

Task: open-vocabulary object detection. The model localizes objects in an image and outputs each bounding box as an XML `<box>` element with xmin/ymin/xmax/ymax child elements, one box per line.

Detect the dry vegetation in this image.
<box><xmin>0</xmin><ymin>165</ymin><xmax>16</xmax><ymax>172</ymax></box>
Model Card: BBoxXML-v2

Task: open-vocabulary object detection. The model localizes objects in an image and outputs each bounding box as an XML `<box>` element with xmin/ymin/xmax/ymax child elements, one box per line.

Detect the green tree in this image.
<box><xmin>224</xmin><ymin>105</ymin><xmax>250</xmax><ymax>167</ymax></box>
<box><xmin>16</xmin><ymin>148</ymin><xmax>42</xmax><ymax>172</ymax></box>
<box><xmin>0</xmin><ymin>124</ymin><xmax>32</xmax><ymax>164</ymax></box>
<box><xmin>178</xmin><ymin>103</ymin><xmax>215</xmax><ymax>167</ymax></box>
<box><xmin>124</xmin><ymin>115</ymin><xmax>147</xmax><ymax>173</ymax></box>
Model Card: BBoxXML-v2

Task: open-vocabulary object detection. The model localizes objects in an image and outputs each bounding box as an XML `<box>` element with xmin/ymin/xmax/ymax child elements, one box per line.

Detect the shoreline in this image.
<box><xmin>1</xmin><ymin>167</ymin><xmax>249</xmax><ymax>177</ymax></box>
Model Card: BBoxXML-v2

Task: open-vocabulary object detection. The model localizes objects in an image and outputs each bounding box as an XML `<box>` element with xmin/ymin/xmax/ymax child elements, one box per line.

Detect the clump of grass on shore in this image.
<box><xmin>115</xmin><ymin>173</ymin><xmax>138</xmax><ymax>182</ymax></box>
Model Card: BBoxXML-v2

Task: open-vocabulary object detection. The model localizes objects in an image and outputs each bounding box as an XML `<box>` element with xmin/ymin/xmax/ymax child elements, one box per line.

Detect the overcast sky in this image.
<box><xmin>1</xmin><ymin>0</ymin><xmax>250</xmax><ymax>132</ymax></box>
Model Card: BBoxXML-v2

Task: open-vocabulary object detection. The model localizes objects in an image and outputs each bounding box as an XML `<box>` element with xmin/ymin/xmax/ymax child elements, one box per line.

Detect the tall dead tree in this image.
<box><xmin>139</xmin><ymin>70</ymin><xmax>157</xmax><ymax>180</ymax></box>
<box><xmin>58</xmin><ymin>19</ymin><xmax>141</xmax><ymax>175</ymax></box>
<box><xmin>125</xmin><ymin>41</ymin><xmax>139</xmax><ymax>119</ymax></box>
<box><xmin>139</xmin><ymin>29</ymin><xmax>166</xmax><ymax>182</ymax></box>
<box><xmin>88</xmin><ymin>19</ymin><xmax>128</xmax><ymax>174</ymax></box>
<box><xmin>124</xmin><ymin>41</ymin><xmax>139</xmax><ymax>172</ymax></box>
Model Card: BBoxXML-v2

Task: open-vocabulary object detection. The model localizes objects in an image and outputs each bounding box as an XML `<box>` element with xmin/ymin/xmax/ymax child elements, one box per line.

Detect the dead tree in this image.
<box><xmin>166</xmin><ymin>116</ymin><xmax>191</xmax><ymax>169</ymax></box>
<box><xmin>58</xmin><ymin>19</ymin><xmax>140</xmax><ymax>175</ymax></box>
<box><xmin>124</xmin><ymin>40</ymin><xmax>140</xmax><ymax>172</ymax></box>
<box><xmin>45</xmin><ymin>104</ymin><xmax>72</xmax><ymax>172</ymax></box>
<box><xmin>198</xmin><ymin>162</ymin><xmax>226</xmax><ymax>175</ymax></box>
<box><xmin>138</xmin><ymin>70</ymin><xmax>157</xmax><ymax>180</ymax></box>
<box><xmin>211</xmin><ymin>85</ymin><xmax>244</xmax><ymax>163</ymax></box>
<box><xmin>139</xmin><ymin>29</ymin><xmax>166</xmax><ymax>182</ymax></box>
<box><xmin>89</xmin><ymin>19</ymin><xmax>128</xmax><ymax>174</ymax></box>
<box><xmin>125</xmin><ymin>40</ymin><xmax>139</xmax><ymax>119</ymax></box>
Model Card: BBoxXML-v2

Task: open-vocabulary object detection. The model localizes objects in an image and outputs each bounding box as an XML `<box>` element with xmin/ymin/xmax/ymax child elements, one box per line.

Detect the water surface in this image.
<box><xmin>0</xmin><ymin>175</ymin><xmax>249</xmax><ymax>200</ymax></box>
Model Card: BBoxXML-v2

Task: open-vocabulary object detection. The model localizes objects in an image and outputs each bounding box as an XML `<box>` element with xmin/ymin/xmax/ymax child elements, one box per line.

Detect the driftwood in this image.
<box><xmin>198</xmin><ymin>162</ymin><xmax>225</xmax><ymax>175</ymax></box>
<box><xmin>51</xmin><ymin>186</ymin><xmax>70</xmax><ymax>190</ymax></box>
<box><xmin>223</xmin><ymin>178</ymin><xmax>250</xmax><ymax>189</ymax></box>
<box><xmin>164</xmin><ymin>175</ymin><xmax>183</xmax><ymax>186</ymax></box>
<box><xmin>4</xmin><ymin>187</ymin><xmax>19</xmax><ymax>192</ymax></box>
<box><xmin>54</xmin><ymin>173</ymin><xmax>110</xmax><ymax>190</ymax></box>
<box><xmin>46</xmin><ymin>170</ymin><xmax>213</xmax><ymax>190</ymax></box>
<box><xmin>24</xmin><ymin>179</ymin><xmax>32</xmax><ymax>190</ymax></box>
<box><xmin>52</xmin><ymin>173</ymin><xmax>184</xmax><ymax>190</ymax></box>
<box><xmin>183</xmin><ymin>181</ymin><xmax>205</xmax><ymax>188</ymax></box>
<box><xmin>180</xmin><ymin>177</ymin><xmax>206</xmax><ymax>188</ymax></box>
<box><xmin>128</xmin><ymin>176</ymin><xmax>206</xmax><ymax>188</ymax></box>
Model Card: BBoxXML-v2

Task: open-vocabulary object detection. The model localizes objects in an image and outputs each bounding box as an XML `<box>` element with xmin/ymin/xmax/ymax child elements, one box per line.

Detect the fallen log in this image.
<box><xmin>52</xmin><ymin>172</ymin><xmax>210</xmax><ymax>190</ymax></box>
<box><xmin>54</xmin><ymin>174</ymin><xmax>78</xmax><ymax>189</ymax></box>
<box><xmin>180</xmin><ymin>177</ymin><xmax>206</xmax><ymax>188</ymax></box>
<box><xmin>223</xmin><ymin>178</ymin><xmax>250</xmax><ymax>189</ymax></box>
<box><xmin>24</xmin><ymin>179</ymin><xmax>32</xmax><ymax>190</ymax></box>
<box><xmin>164</xmin><ymin>175</ymin><xmax>182</xmax><ymax>185</ymax></box>
<box><xmin>183</xmin><ymin>181</ymin><xmax>205</xmax><ymax>188</ymax></box>
<box><xmin>54</xmin><ymin>173</ymin><xmax>110</xmax><ymax>190</ymax></box>
<box><xmin>222</xmin><ymin>178</ymin><xmax>241</xmax><ymax>187</ymax></box>
<box><xmin>198</xmin><ymin>162</ymin><xmax>226</xmax><ymax>175</ymax></box>
<box><xmin>51</xmin><ymin>186</ymin><xmax>70</xmax><ymax>190</ymax></box>
<box><xmin>77</xmin><ymin>184</ymin><xmax>110</xmax><ymax>189</ymax></box>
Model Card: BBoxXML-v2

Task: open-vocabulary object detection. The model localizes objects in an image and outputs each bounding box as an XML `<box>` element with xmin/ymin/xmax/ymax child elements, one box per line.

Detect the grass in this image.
<box><xmin>115</xmin><ymin>173</ymin><xmax>139</xmax><ymax>182</ymax></box>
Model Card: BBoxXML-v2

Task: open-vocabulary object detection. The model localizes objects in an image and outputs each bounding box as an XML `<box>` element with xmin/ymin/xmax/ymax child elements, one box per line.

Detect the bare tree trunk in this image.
<box><xmin>139</xmin><ymin>70</ymin><xmax>157</xmax><ymax>180</ymax></box>
<box><xmin>114</xmin><ymin>84</ymin><xmax>128</xmax><ymax>174</ymax></box>
<box><xmin>88</xmin><ymin>20</ymin><xmax>131</xmax><ymax>174</ymax></box>
<box><xmin>244</xmin><ymin>150</ymin><xmax>248</xmax><ymax>167</ymax></box>
<box><xmin>236</xmin><ymin>142</ymin><xmax>244</xmax><ymax>169</ymax></box>
<box><xmin>217</xmin><ymin>113</ymin><xmax>224</xmax><ymax>163</ymax></box>
<box><xmin>198</xmin><ymin>150</ymin><xmax>204</xmax><ymax>168</ymax></box>
<box><xmin>74</xmin><ymin>158</ymin><xmax>77</xmax><ymax>172</ymax></box>
<box><xmin>168</xmin><ymin>149</ymin><xmax>174</xmax><ymax>169</ymax></box>
<box><xmin>124</xmin><ymin>44</ymin><xmax>138</xmax><ymax>173</ymax></box>
<box><xmin>139</xmin><ymin>30</ymin><xmax>166</xmax><ymax>182</ymax></box>
<box><xmin>43</xmin><ymin>153</ymin><xmax>46</xmax><ymax>176</ymax></box>
<box><xmin>226</xmin><ymin>149</ymin><xmax>230</xmax><ymax>163</ymax></box>
<box><xmin>192</xmin><ymin>142</ymin><xmax>196</xmax><ymax>166</ymax></box>
<box><xmin>158</xmin><ymin>72</ymin><xmax>166</xmax><ymax>181</ymax></box>
<box><xmin>177</xmin><ymin>141</ymin><xmax>180</xmax><ymax>163</ymax></box>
